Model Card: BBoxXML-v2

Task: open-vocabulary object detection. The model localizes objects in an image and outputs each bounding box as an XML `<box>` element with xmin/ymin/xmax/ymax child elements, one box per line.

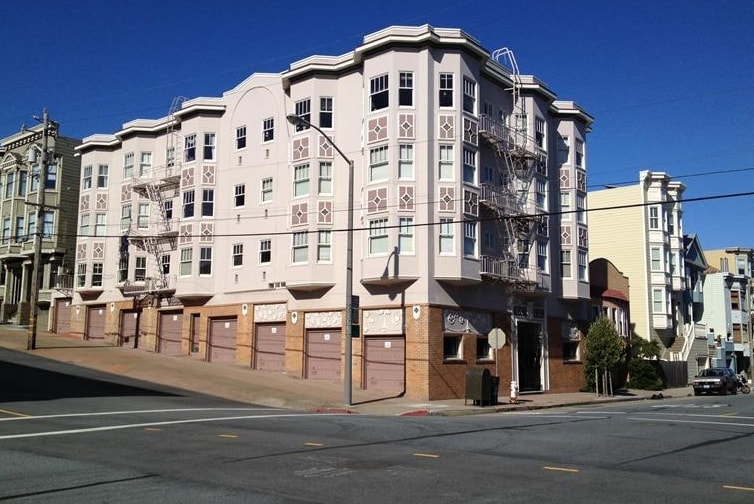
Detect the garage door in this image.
<box><xmin>120</xmin><ymin>310</ymin><xmax>139</xmax><ymax>349</ymax></box>
<box><xmin>254</xmin><ymin>323</ymin><xmax>286</xmax><ymax>371</ymax></box>
<box><xmin>305</xmin><ymin>329</ymin><xmax>341</xmax><ymax>381</ymax></box>
<box><xmin>159</xmin><ymin>311</ymin><xmax>184</xmax><ymax>355</ymax></box>
<box><xmin>54</xmin><ymin>298</ymin><xmax>72</xmax><ymax>334</ymax></box>
<box><xmin>210</xmin><ymin>317</ymin><xmax>237</xmax><ymax>363</ymax></box>
<box><xmin>86</xmin><ymin>305</ymin><xmax>106</xmax><ymax>340</ymax></box>
<box><xmin>364</xmin><ymin>336</ymin><xmax>405</xmax><ymax>393</ymax></box>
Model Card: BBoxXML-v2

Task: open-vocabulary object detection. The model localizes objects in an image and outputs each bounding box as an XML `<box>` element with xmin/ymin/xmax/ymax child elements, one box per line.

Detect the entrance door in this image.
<box><xmin>254</xmin><ymin>323</ymin><xmax>286</xmax><ymax>371</ymax></box>
<box><xmin>364</xmin><ymin>336</ymin><xmax>405</xmax><ymax>393</ymax></box>
<box><xmin>305</xmin><ymin>329</ymin><xmax>341</xmax><ymax>381</ymax></box>
<box><xmin>517</xmin><ymin>321</ymin><xmax>543</xmax><ymax>392</ymax></box>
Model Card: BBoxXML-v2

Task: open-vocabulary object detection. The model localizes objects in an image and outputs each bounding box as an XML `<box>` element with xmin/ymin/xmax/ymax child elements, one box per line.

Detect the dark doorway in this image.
<box><xmin>517</xmin><ymin>321</ymin><xmax>542</xmax><ymax>392</ymax></box>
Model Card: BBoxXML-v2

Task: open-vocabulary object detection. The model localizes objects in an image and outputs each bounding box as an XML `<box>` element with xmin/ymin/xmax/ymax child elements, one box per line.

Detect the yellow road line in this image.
<box><xmin>144</xmin><ymin>428</ymin><xmax>161</xmax><ymax>431</ymax></box>
<box><xmin>305</xmin><ymin>442</ymin><xmax>324</xmax><ymax>447</ymax></box>
<box><xmin>219</xmin><ymin>434</ymin><xmax>238</xmax><ymax>438</ymax></box>
<box><xmin>723</xmin><ymin>485</ymin><xmax>754</xmax><ymax>492</ymax></box>
<box><xmin>0</xmin><ymin>408</ymin><xmax>31</xmax><ymax>418</ymax></box>
<box><xmin>413</xmin><ymin>453</ymin><xmax>440</xmax><ymax>458</ymax></box>
<box><xmin>544</xmin><ymin>466</ymin><xmax>580</xmax><ymax>473</ymax></box>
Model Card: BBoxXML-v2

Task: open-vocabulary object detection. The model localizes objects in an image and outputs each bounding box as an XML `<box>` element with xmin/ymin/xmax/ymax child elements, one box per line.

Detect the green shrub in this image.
<box><xmin>627</xmin><ymin>359</ymin><xmax>664</xmax><ymax>390</ymax></box>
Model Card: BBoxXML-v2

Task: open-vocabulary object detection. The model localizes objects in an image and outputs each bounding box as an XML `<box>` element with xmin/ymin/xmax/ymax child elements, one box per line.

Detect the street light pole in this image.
<box><xmin>27</xmin><ymin>109</ymin><xmax>50</xmax><ymax>351</ymax></box>
<box><xmin>286</xmin><ymin>114</ymin><xmax>355</xmax><ymax>406</ymax></box>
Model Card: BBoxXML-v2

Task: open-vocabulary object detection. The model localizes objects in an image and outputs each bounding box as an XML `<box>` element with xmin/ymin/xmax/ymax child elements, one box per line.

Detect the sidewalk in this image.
<box><xmin>0</xmin><ymin>325</ymin><xmax>692</xmax><ymax>416</ymax></box>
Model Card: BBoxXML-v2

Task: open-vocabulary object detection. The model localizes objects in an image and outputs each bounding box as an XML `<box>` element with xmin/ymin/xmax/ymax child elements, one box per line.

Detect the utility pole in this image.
<box><xmin>27</xmin><ymin>109</ymin><xmax>50</xmax><ymax>350</ymax></box>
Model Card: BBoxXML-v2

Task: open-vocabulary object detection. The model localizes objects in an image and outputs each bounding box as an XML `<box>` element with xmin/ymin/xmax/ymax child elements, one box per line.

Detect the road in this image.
<box><xmin>1</xmin><ymin>348</ymin><xmax>753</xmax><ymax>503</ymax></box>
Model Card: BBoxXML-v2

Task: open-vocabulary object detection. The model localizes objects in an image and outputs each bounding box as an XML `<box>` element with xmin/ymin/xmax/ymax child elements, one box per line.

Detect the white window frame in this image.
<box><xmin>294</xmin><ymin>99</ymin><xmax>311</xmax><ymax>131</ymax></box>
<box><xmin>180</xmin><ymin>248</ymin><xmax>192</xmax><ymax>277</ymax></box>
<box><xmin>462</xmin><ymin>77</ymin><xmax>476</xmax><ymax>114</ymax></box>
<box><xmin>97</xmin><ymin>165</ymin><xmax>109</xmax><ymax>188</ymax></box>
<box><xmin>463</xmin><ymin>220</ymin><xmax>477</xmax><ymax>257</ymax></box>
<box><xmin>317</xmin><ymin>230</ymin><xmax>331</xmax><ymax>263</ymax></box>
<box><xmin>578</xmin><ymin>250</ymin><xmax>588</xmax><ymax>281</ymax></box>
<box><xmin>318</xmin><ymin>162</ymin><xmax>332</xmax><ymax>195</ymax></box>
<box><xmin>292</xmin><ymin>231</ymin><xmax>308</xmax><ymax>263</ymax></box>
<box><xmin>650</xmin><ymin>247</ymin><xmax>662</xmax><ymax>271</ymax></box>
<box><xmin>261</xmin><ymin>177</ymin><xmax>273</xmax><ymax>203</ymax></box>
<box><xmin>139</xmin><ymin>152</ymin><xmax>151</xmax><ymax>177</ymax></box>
<box><xmin>439</xmin><ymin>145</ymin><xmax>454</xmax><ymax>181</ymax></box>
<box><xmin>398</xmin><ymin>71</ymin><xmax>413</xmax><ymax>107</ymax></box>
<box><xmin>463</xmin><ymin>148</ymin><xmax>476</xmax><ymax>184</ymax></box>
<box><xmin>79</xmin><ymin>214</ymin><xmax>90</xmax><ymax>237</ymax></box>
<box><xmin>138</xmin><ymin>202</ymin><xmax>150</xmax><ymax>229</ymax></box>
<box><xmin>369</xmin><ymin>218</ymin><xmax>388</xmax><ymax>255</ymax></box>
<box><xmin>561</xmin><ymin>250</ymin><xmax>572</xmax><ymax>278</ymax></box>
<box><xmin>263</xmin><ymin>118</ymin><xmax>274</xmax><ymax>142</ymax></box>
<box><xmin>537</xmin><ymin>240</ymin><xmax>548</xmax><ymax>272</ymax></box>
<box><xmin>293</xmin><ymin>164</ymin><xmax>310</xmax><ymax>197</ymax></box>
<box><xmin>649</xmin><ymin>206</ymin><xmax>660</xmax><ymax>229</ymax></box>
<box><xmin>184</xmin><ymin>134</ymin><xmax>196</xmax><ymax>162</ymax></box>
<box><xmin>439</xmin><ymin>73</ymin><xmax>454</xmax><ymax>108</ymax></box>
<box><xmin>369</xmin><ymin>74</ymin><xmax>389</xmax><ymax>111</ymax></box>
<box><xmin>259</xmin><ymin>239</ymin><xmax>271</xmax><ymax>264</ymax></box>
<box><xmin>576</xmin><ymin>194</ymin><xmax>586</xmax><ymax>224</ymax></box>
<box><xmin>319</xmin><ymin>97</ymin><xmax>333</xmax><ymax>129</ymax></box>
<box><xmin>560</xmin><ymin>192</ymin><xmax>571</xmax><ymax>220</ymax></box>
<box><xmin>232</xmin><ymin>243</ymin><xmax>243</xmax><ymax>267</ymax></box>
<box><xmin>399</xmin><ymin>217</ymin><xmax>414</xmax><ymax>254</ymax></box>
<box><xmin>369</xmin><ymin>146</ymin><xmax>389</xmax><ymax>183</ymax></box>
<box><xmin>203</xmin><ymin>133</ymin><xmax>216</xmax><ymax>161</ymax></box>
<box><xmin>82</xmin><ymin>165</ymin><xmax>92</xmax><ymax>190</ymax></box>
<box><xmin>236</xmin><ymin>125</ymin><xmax>247</xmax><ymax>149</ymax></box>
<box><xmin>234</xmin><ymin>184</ymin><xmax>245</xmax><ymax>208</ymax></box>
<box><xmin>199</xmin><ymin>246</ymin><xmax>212</xmax><ymax>276</ymax></box>
<box><xmin>123</xmin><ymin>152</ymin><xmax>134</xmax><ymax>178</ymax></box>
<box><xmin>94</xmin><ymin>213</ymin><xmax>106</xmax><ymax>237</ymax></box>
<box><xmin>439</xmin><ymin>218</ymin><xmax>454</xmax><ymax>255</ymax></box>
<box><xmin>398</xmin><ymin>144</ymin><xmax>414</xmax><ymax>180</ymax></box>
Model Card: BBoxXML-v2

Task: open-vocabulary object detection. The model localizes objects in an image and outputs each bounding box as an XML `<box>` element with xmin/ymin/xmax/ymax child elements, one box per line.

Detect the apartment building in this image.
<box><xmin>71</xmin><ymin>25</ymin><xmax>593</xmax><ymax>400</ymax></box>
<box><xmin>588</xmin><ymin>257</ymin><xmax>630</xmax><ymax>338</ymax></box>
<box><xmin>0</xmin><ymin>121</ymin><xmax>81</xmax><ymax>330</ymax></box>
<box><xmin>702</xmin><ymin>247</ymin><xmax>753</xmax><ymax>375</ymax></box>
<box><xmin>588</xmin><ymin>171</ymin><xmax>698</xmax><ymax>354</ymax></box>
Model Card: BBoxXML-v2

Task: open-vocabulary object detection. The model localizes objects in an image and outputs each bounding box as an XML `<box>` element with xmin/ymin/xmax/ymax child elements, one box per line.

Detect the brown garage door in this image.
<box><xmin>210</xmin><ymin>317</ymin><xmax>237</xmax><ymax>363</ymax></box>
<box><xmin>120</xmin><ymin>310</ymin><xmax>139</xmax><ymax>349</ymax></box>
<box><xmin>54</xmin><ymin>298</ymin><xmax>72</xmax><ymax>334</ymax></box>
<box><xmin>364</xmin><ymin>336</ymin><xmax>405</xmax><ymax>393</ymax></box>
<box><xmin>86</xmin><ymin>305</ymin><xmax>106</xmax><ymax>340</ymax></box>
<box><xmin>159</xmin><ymin>311</ymin><xmax>184</xmax><ymax>355</ymax></box>
<box><xmin>254</xmin><ymin>323</ymin><xmax>286</xmax><ymax>371</ymax></box>
<box><xmin>305</xmin><ymin>329</ymin><xmax>341</xmax><ymax>381</ymax></box>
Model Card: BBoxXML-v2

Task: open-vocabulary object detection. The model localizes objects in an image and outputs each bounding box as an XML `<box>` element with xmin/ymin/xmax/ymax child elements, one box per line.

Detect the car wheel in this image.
<box><xmin>732</xmin><ymin>385</ymin><xmax>737</xmax><ymax>395</ymax></box>
<box><xmin>720</xmin><ymin>385</ymin><xmax>727</xmax><ymax>395</ymax></box>
<box><xmin>694</xmin><ymin>389</ymin><xmax>700</xmax><ymax>396</ymax></box>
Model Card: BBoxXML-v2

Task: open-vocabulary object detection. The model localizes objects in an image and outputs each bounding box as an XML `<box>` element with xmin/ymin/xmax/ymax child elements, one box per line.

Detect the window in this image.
<box><xmin>369</xmin><ymin>218</ymin><xmax>388</xmax><ymax>255</ymax></box>
<box><xmin>180</xmin><ymin>248</ymin><xmax>192</xmax><ymax>276</ymax></box>
<box><xmin>463</xmin><ymin>220</ymin><xmax>477</xmax><ymax>257</ymax></box>
<box><xmin>163</xmin><ymin>200</ymin><xmax>173</xmax><ymax>219</ymax></box>
<box><xmin>439</xmin><ymin>145</ymin><xmax>454</xmax><ymax>180</ymax></box>
<box><xmin>45</xmin><ymin>162</ymin><xmax>57</xmax><ymax>189</ymax></box>
<box><xmin>234</xmin><ymin>184</ymin><xmax>245</xmax><ymax>207</ymax></box>
<box><xmin>183</xmin><ymin>190</ymin><xmax>195</xmax><ymax>218</ymax></box>
<box><xmin>135</xmin><ymin>256</ymin><xmax>147</xmax><ymax>281</ymax></box>
<box><xmin>443</xmin><ymin>334</ymin><xmax>462</xmax><ymax>360</ymax></box>
<box><xmin>576</xmin><ymin>194</ymin><xmax>586</xmax><ymax>224</ymax></box>
<box><xmin>76</xmin><ymin>263</ymin><xmax>87</xmax><ymax>287</ymax></box>
<box><xmin>1</xmin><ymin>218</ymin><xmax>8</xmax><ymax>244</ymax></box>
<box><xmin>578</xmin><ymin>250</ymin><xmax>588</xmax><ymax>280</ymax></box>
<box><xmin>535</xmin><ymin>117</ymin><xmax>545</xmax><ymax>149</ymax></box>
<box><xmin>26</xmin><ymin>212</ymin><xmax>36</xmax><ymax>239</ymax></box>
<box><xmin>558</xmin><ymin>135</ymin><xmax>570</xmax><ymax>164</ymax></box>
<box><xmin>79</xmin><ymin>214</ymin><xmax>90</xmax><ymax>237</ymax></box>
<box><xmin>82</xmin><ymin>165</ymin><xmax>92</xmax><ymax>190</ymax></box>
<box><xmin>236</xmin><ymin>126</ymin><xmax>247</xmax><ymax>149</ymax></box>
<box><xmin>653</xmin><ymin>288</ymin><xmax>664</xmax><ymax>313</ymax></box>
<box><xmin>439</xmin><ymin>218</ymin><xmax>454</xmax><ymax>254</ymax></box>
<box><xmin>651</xmin><ymin>247</ymin><xmax>662</xmax><ymax>271</ymax></box>
<box><xmin>92</xmin><ymin>263</ymin><xmax>103</xmax><ymax>287</ymax></box>
<box><xmin>462</xmin><ymin>77</ymin><xmax>475</xmax><ymax>114</ymax></box>
<box><xmin>17</xmin><ymin>171</ymin><xmax>27</xmax><ymax>196</ymax></box>
<box><xmin>369</xmin><ymin>146</ymin><xmax>388</xmax><ymax>182</ymax></box>
<box><xmin>463</xmin><ymin>148</ymin><xmax>476</xmax><ymax>184</ymax></box>
<box><xmin>202</xmin><ymin>189</ymin><xmax>214</xmax><ymax>217</ymax></box>
<box><xmin>398</xmin><ymin>144</ymin><xmax>414</xmax><ymax>180</ymax></box>
<box><xmin>319</xmin><ymin>97</ymin><xmax>333</xmax><ymax>128</ymax></box>
<box><xmin>293</xmin><ymin>164</ymin><xmax>310</xmax><ymax>197</ymax></box>
<box><xmin>167</xmin><ymin>146</ymin><xmax>175</xmax><ymax>168</ymax></box>
<box><xmin>123</xmin><ymin>152</ymin><xmax>134</xmax><ymax>178</ymax></box>
<box><xmin>30</xmin><ymin>165</ymin><xmax>40</xmax><ymax>192</ymax></box>
<box><xmin>399</xmin><ymin>217</ymin><xmax>414</xmax><ymax>254</ymax></box>
<box><xmin>199</xmin><ymin>247</ymin><xmax>212</xmax><ymax>275</ymax></box>
<box><xmin>370</xmin><ymin>74</ymin><xmax>389</xmax><ymax>111</ymax></box>
<box><xmin>575</xmin><ymin>139</ymin><xmax>584</xmax><ymax>168</ymax></box>
<box><xmin>263</xmin><ymin>118</ymin><xmax>274</xmax><ymax>142</ymax></box>
<box><xmin>138</xmin><ymin>203</ymin><xmax>149</xmax><ymax>229</ymax></box>
<box><xmin>118</xmin><ymin>257</ymin><xmax>128</xmax><ymax>283</ymax></box>
<box><xmin>536</xmin><ymin>179</ymin><xmax>547</xmax><ymax>210</ymax></box>
<box><xmin>667</xmin><ymin>209</ymin><xmax>675</xmax><ymax>235</ymax></box>
<box><xmin>135</xmin><ymin>152</ymin><xmax>151</xmax><ymax>178</ymax></box>
<box><xmin>439</xmin><ymin>73</ymin><xmax>453</xmax><ymax>107</ymax></box>
<box><xmin>232</xmin><ymin>243</ymin><xmax>243</xmax><ymax>267</ymax></box>
<box><xmin>476</xmin><ymin>335</ymin><xmax>492</xmax><ymax>361</ymax></box>
<box><xmin>561</xmin><ymin>250</ymin><xmax>572</xmax><ymax>278</ymax></box>
<box><xmin>399</xmin><ymin>71</ymin><xmax>413</xmax><ymax>106</ymax></box>
<box><xmin>203</xmin><ymin>133</ymin><xmax>216</xmax><ymax>161</ymax></box>
<box><xmin>42</xmin><ymin>211</ymin><xmax>53</xmax><ymax>238</ymax></box>
<box><xmin>318</xmin><ymin>162</ymin><xmax>332</xmax><ymax>195</ymax></box>
<box><xmin>563</xmin><ymin>341</ymin><xmax>580</xmax><ymax>362</ymax></box>
<box><xmin>14</xmin><ymin>217</ymin><xmax>24</xmax><ymax>243</ymax></box>
<box><xmin>292</xmin><ymin>232</ymin><xmax>308</xmax><ymax>263</ymax></box>
<box><xmin>97</xmin><ymin>165</ymin><xmax>109</xmax><ymax>188</ymax></box>
<box><xmin>94</xmin><ymin>213</ymin><xmax>106</xmax><ymax>236</ymax></box>
<box><xmin>317</xmin><ymin>230</ymin><xmax>331</xmax><ymax>262</ymax></box>
<box><xmin>294</xmin><ymin>99</ymin><xmax>311</xmax><ymax>131</ymax></box>
<box><xmin>261</xmin><ymin>177</ymin><xmax>273</xmax><ymax>202</ymax></box>
<box><xmin>4</xmin><ymin>172</ymin><xmax>13</xmax><ymax>198</ymax></box>
<box><xmin>184</xmin><ymin>134</ymin><xmax>196</xmax><ymax>162</ymax></box>
<box><xmin>259</xmin><ymin>239</ymin><xmax>271</xmax><ymax>263</ymax></box>
<box><xmin>161</xmin><ymin>254</ymin><xmax>170</xmax><ymax>275</ymax></box>
<box><xmin>560</xmin><ymin>192</ymin><xmax>571</xmax><ymax>220</ymax></box>
<box><xmin>537</xmin><ymin>241</ymin><xmax>548</xmax><ymax>272</ymax></box>
<box><xmin>736</xmin><ymin>255</ymin><xmax>747</xmax><ymax>275</ymax></box>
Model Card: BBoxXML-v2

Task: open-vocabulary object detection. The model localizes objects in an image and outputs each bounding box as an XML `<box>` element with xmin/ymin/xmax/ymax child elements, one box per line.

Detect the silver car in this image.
<box><xmin>692</xmin><ymin>367</ymin><xmax>737</xmax><ymax>396</ymax></box>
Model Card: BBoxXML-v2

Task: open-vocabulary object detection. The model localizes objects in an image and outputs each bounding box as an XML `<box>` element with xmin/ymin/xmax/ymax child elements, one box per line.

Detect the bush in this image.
<box><xmin>627</xmin><ymin>359</ymin><xmax>664</xmax><ymax>390</ymax></box>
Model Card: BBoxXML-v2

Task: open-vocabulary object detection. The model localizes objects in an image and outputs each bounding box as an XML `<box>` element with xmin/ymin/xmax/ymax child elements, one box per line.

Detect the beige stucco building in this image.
<box><xmin>67</xmin><ymin>25</ymin><xmax>593</xmax><ymax>400</ymax></box>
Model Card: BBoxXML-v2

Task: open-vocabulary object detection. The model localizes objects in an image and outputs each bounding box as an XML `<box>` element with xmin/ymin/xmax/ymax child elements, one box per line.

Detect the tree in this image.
<box><xmin>584</xmin><ymin>317</ymin><xmax>624</xmax><ymax>394</ymax></box>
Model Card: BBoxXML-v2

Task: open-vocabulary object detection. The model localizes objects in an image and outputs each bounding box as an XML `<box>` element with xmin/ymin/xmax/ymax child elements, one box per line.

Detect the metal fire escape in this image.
<box><xmin>119</xmin><ymin>97</ymin><xmax>185</xmax><ymax>301</ymax></box>
<box><xmin>478</xmin><ymin>48</ymin><xmax>544</xmax><ymax>290</ymax></box>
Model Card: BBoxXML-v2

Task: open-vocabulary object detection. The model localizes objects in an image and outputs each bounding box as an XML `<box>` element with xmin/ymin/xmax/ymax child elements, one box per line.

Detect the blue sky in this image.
<box><xmin>1</xmin><ymin>0</ymin><xmax>752</xmax><ymax>250</ymax></box>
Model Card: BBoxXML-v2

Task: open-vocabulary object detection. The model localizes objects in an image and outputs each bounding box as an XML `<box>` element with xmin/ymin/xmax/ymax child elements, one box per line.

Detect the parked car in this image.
<box><xmin>692</xmin><ymin>367</ymin><xmax>737</xmax><ymax>396</ymax></box>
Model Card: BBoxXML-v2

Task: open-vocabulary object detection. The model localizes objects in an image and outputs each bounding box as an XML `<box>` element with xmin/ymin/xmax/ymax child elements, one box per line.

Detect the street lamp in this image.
<box><xmin>286</xmin><ymin>113</ymin><xmax>355</xmax><ymax>406</ymax></box>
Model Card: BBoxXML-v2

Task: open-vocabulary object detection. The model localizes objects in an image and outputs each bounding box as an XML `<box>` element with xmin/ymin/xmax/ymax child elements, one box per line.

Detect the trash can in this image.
<box><xmin>490</xmin><ymin>375</ymin><xmax>500</xmax><ymax>405</ymax></box>
<box><xmin>465</xmin><ymin>368</ymin><xmax>492</xmax><ymax>406</ymax></box>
